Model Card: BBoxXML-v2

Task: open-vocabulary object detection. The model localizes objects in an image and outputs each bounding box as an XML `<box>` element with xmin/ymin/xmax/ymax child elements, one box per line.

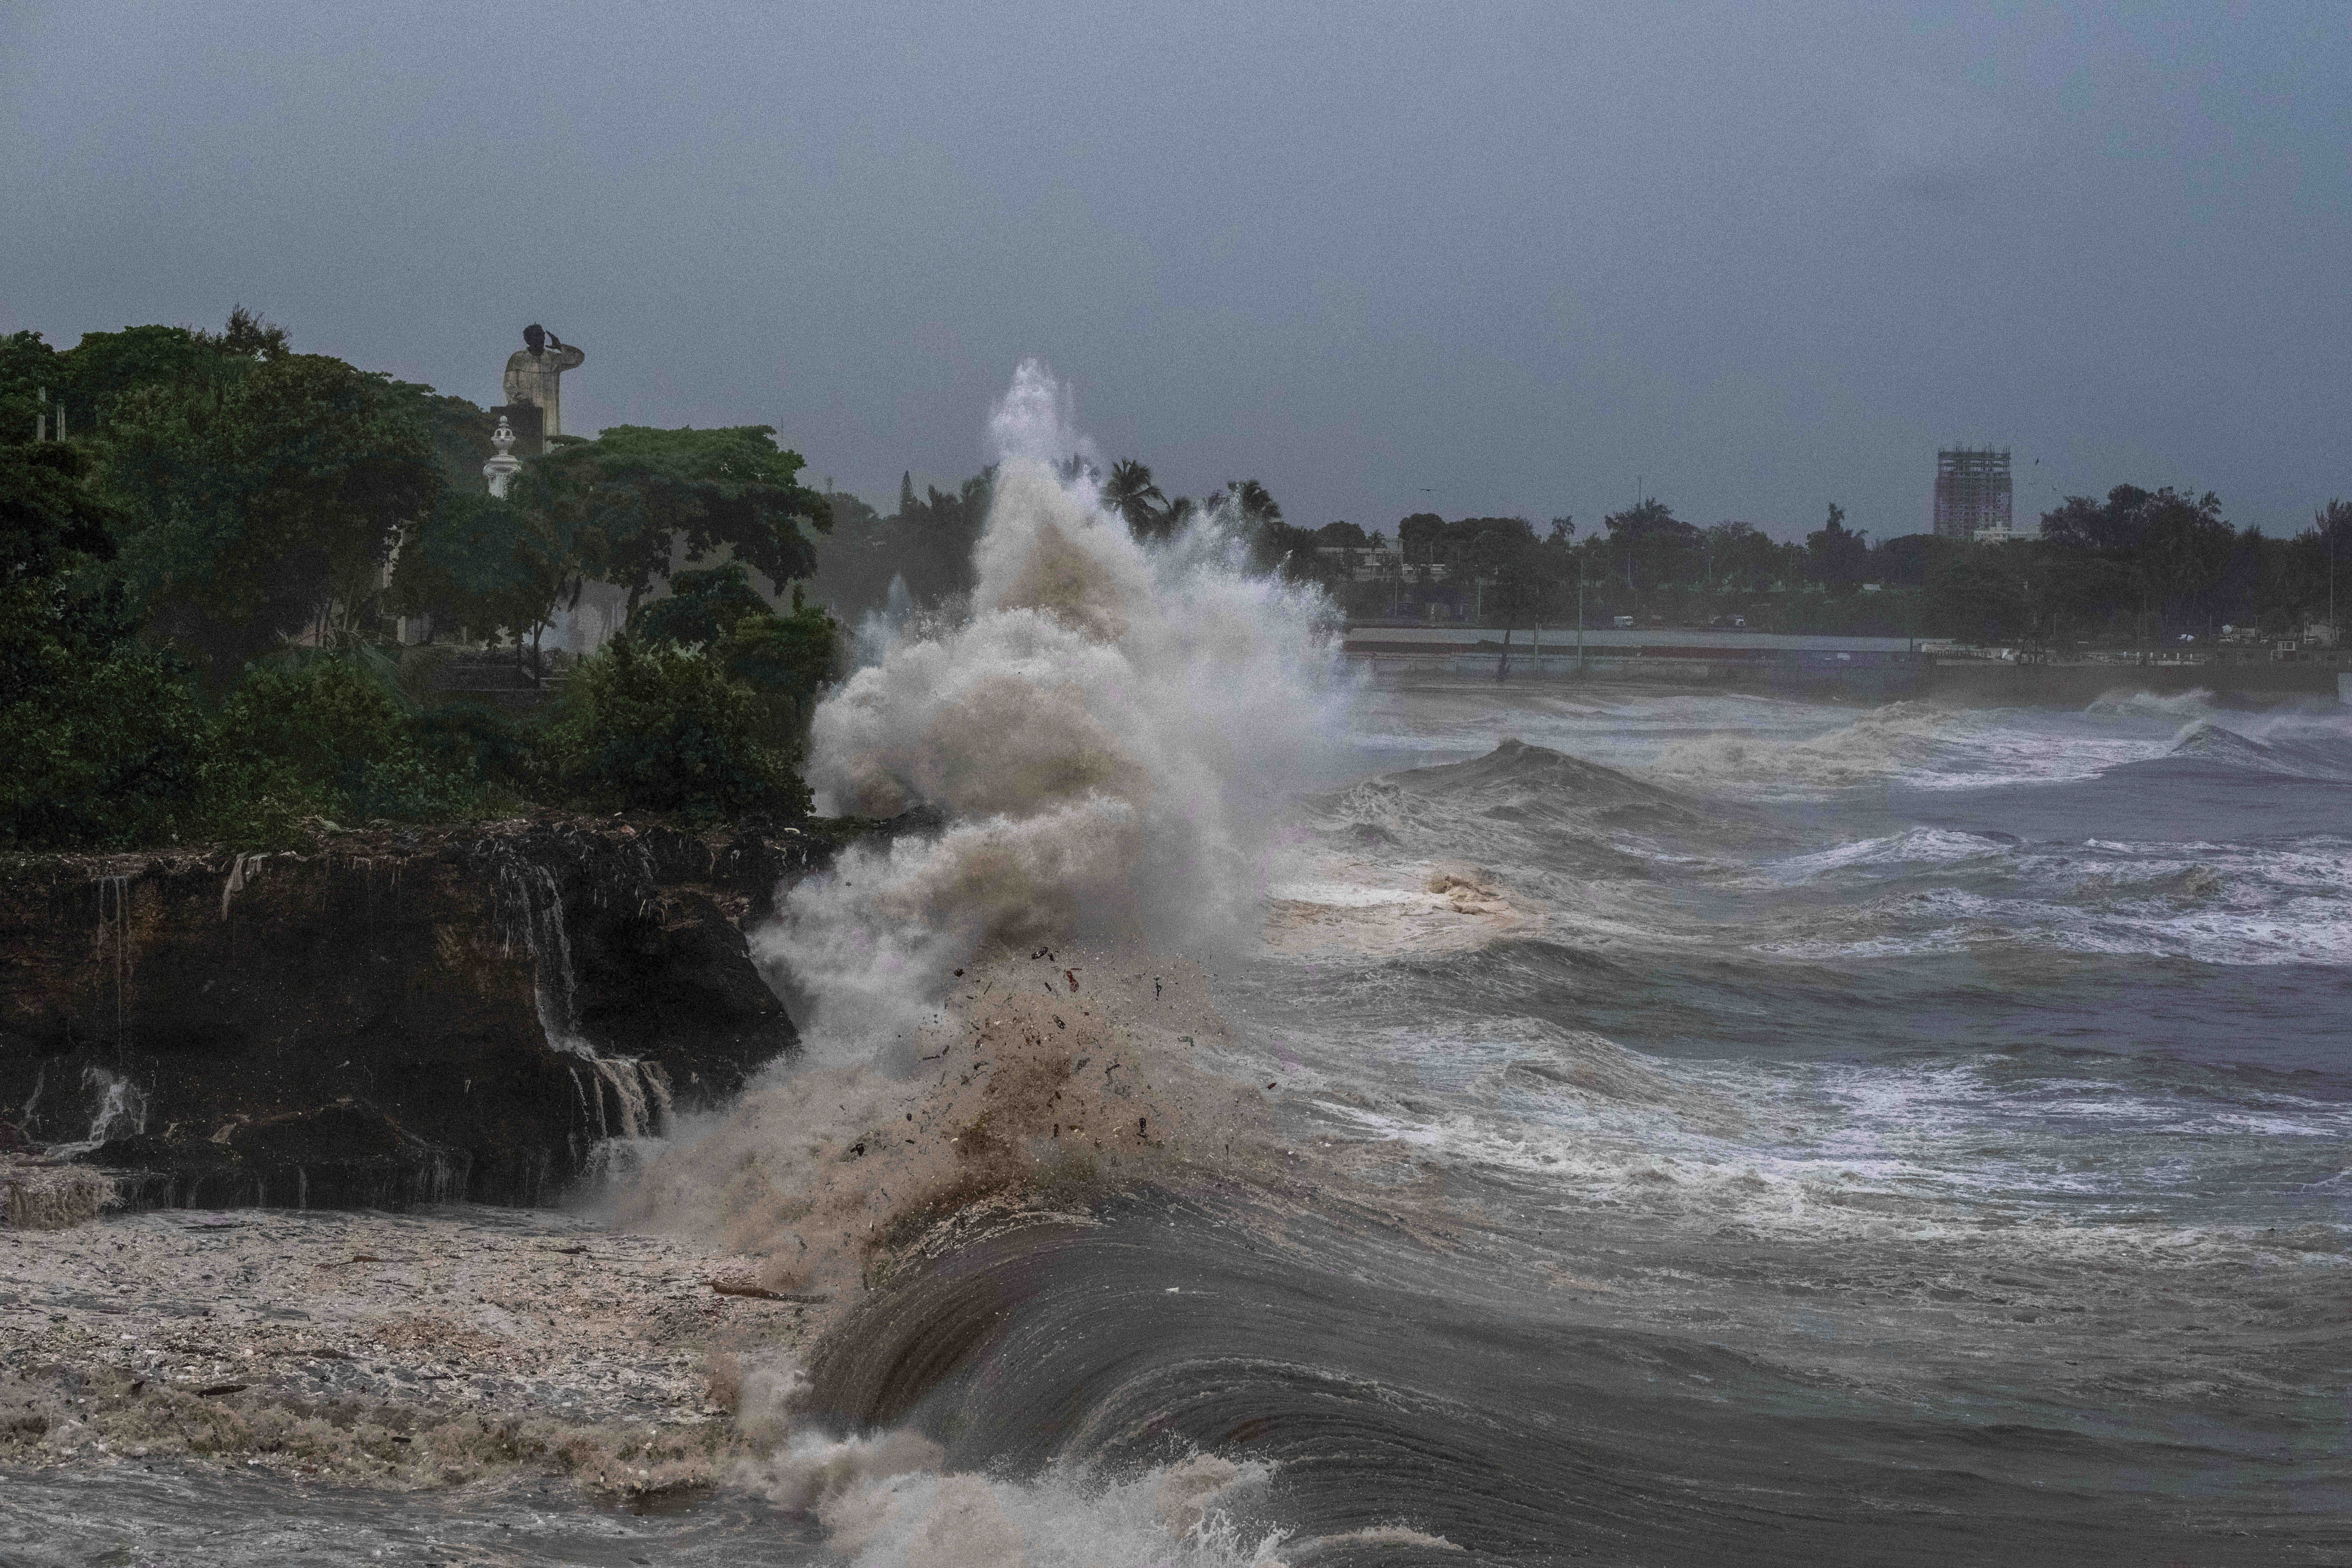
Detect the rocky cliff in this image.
<box><xmin>0</xmin><ymin>816</ymin><xmax>870</xmax><ymax>1212</ymax></box>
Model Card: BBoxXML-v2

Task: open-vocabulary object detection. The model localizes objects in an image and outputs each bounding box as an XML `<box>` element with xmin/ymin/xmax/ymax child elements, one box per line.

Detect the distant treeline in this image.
<box><xmin>811</xmin><ymin>451</ymin><xmax>2349</xmax><ymax>646</ymax></box>
<box><xmin>1215</xmin><ymin>491</ymin><xmax>2349</xmax><ymax>645</ymax></box>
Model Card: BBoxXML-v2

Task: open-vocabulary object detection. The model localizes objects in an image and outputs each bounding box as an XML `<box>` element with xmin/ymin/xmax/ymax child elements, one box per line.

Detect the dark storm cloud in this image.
<box><xmin>4</xmin><ymin>2</ymin><xmax>2345</xmax><ymax>541</ymax></box>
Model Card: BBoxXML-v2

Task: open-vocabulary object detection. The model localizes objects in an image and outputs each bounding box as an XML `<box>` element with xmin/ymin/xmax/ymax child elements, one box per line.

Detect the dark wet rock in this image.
<box><xmin>96</xmin><ymin>1104</ymin><xmax>467</xmax><ymax>1211</ymax></box>
<box><xmin>0</xmin><ymin>816</ymin><xmax>880</xmax><ymax>1211</ymax></box>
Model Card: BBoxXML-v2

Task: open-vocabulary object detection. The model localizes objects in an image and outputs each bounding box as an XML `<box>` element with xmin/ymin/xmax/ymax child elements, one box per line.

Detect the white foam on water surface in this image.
<box><xmin>1290</xmin><ymin>1019</ymin><xmax>2352</xmax><ymax>1264</ymax></box>
<box><xmin>729</xmin><ymin>1361</ymin><xmax>1295</xmax><ymax>1568</ymax></box>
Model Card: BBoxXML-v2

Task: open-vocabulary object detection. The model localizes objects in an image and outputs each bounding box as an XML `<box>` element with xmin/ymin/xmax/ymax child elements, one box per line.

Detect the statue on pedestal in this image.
<box><xmin>502</xmin><ymin>324</ymin><xmax>586</xmax><ymax>439</ymax></box>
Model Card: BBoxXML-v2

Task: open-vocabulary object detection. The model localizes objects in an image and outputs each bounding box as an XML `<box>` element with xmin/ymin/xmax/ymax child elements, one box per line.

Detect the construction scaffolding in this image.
<box><xmin>1933</xmin><ymin>448</ymin><xmax>2013</xmax><ymax>539</ymax></box>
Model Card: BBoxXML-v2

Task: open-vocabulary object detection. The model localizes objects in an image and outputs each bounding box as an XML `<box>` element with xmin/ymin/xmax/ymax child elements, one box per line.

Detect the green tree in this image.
<box><xmin>633</xmin><ymin>561</ymin><xmax>774</xmax><ymax>647</ymax></box>
<box><xmin>523</xmin><ymin>423</ymin><xmax>833</xmax><ymax>618</ymax></box>
<box><xmin>885</xmin><ymin>468</ymin><xmax>992</xmax><ymax>602</ymax></box>
<box><xmin>716</xmin><ymin>590</ymin><xmax>843</xmax><ymax>741</ymax></box>
<box><xmin>540</xmin><ymin>636</ymin><xmax>810</xmax><ymax>820</ymax></box>
<box><xmin>387</xmin><ymin>489</ymin><xmax>555</xmax><ymax>653</ymax></box>
<box><xmin>200</xmin><ymin>653</ymin><xmax>472</xmax><ymax>838</ymax></box>
<box><xmin>1220</xmin><ymin>478</ymin><xmax>1283</xmax><ymax>530</ymax></box>
<box><xmin>0</xmin><ymin>331</ymin><xmax>62</xmax><ymax>441</ymax></box>
<box><xmin>638</xmin><ymin>565</ymin><xmax>842</xmax><ymax>747</ymax></box>
<box><xmin>101</xmin><ymin>351</ymin><xmax>439</xmax><ymax>680</ymax></box>
<box><xmin>1873</xmin><ymin>534</ymin><xmax>1934</xmax><ymax>588</ymax></box>
<box><xmin>2312</xmin><ymin>499</ymin><xmax>2352</xmax><ymax>632</ymax></box>
<box><xmin>804</xmin><ymin>469</ymin><xmax>992</xmax><ymax>619</ymax></box>
<box><xmin>25</xmin><ymin>308</ymin><xmax>292</xmax><ymax>441</ymax></box>
<box><xmin>2137</xmin><ymin>489</ymin><xmax>2233</xmax><ymax>633</ymax></box>
<box><xmin>2038</xmin><ymin>485</ymin><xmax>2234</xmax><ymax>640</ymax></box>
<box><xmin>1457</xmin><ymin>518</ymin><xmax>1554</xmax><ymax>674</ymax></box>
<box><xmin>1703</xmin><ymin>521</ymin><xmax>1780</xmax><ymax>592</ymax></box>
<box><xmin>1602</xmin><ymin>499</ymin><xmax>1699</xmax><ymax>602</ymax></box>
<box><xmin>0</xmin><ymin>441</ymin><xmax>204</xmax><ymax>846</ymax></box>
<box><xmin>1926</xmin><ymin>541</ymin><xmax>2038</xmax><ymax>642</ymax></box>
<box><xmin>1102</xmin><ymin>459</ymin><xmax>1170</xmax><ymax>541</ymax></box>
<box><xmin>396</xmin><ymin>423</ymin><xmax>833</xmax><ymax>676</ymax></box>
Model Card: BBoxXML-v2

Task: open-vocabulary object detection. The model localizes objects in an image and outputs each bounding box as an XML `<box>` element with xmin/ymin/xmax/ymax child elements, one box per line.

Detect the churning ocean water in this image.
<box><xmin>19</xmin><ymin>681</ymin><xmax>2347</xmax><ymax>1567</ymax></box>
<box><xmin>792</xmin><ymin>679</ymin><xmax>2352</xmax><ymax>1566</ymax></box>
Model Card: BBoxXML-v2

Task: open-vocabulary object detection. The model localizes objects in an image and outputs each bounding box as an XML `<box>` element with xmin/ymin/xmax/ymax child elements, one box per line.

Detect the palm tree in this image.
<box><xmin>1224</xmin><ymin>478</ymin><xmax>1282</xmax><ymax>527</ymax></box>
<box><xmin>1103</xmin><ymin>459</ymin><xmax>1168</xmax><ymax>540</ymax></box>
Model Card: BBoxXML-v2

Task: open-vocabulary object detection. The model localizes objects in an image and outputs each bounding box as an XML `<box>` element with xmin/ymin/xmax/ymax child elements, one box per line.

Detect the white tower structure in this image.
<box><xmin>483</xmin><ymin>415</ymin><xmax>522</xmax><ymax>498</ymax></box>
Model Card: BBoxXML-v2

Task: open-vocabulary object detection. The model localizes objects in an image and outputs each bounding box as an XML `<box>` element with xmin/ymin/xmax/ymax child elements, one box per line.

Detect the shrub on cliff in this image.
<box><xmin>633</xmin><ymin>565</ymin><xmax>843</xmax><ymax>750</ymax></box>
<box><xmin>199</xmin><ymin>654</ymin><xmax>479</xmax><ymax>840</ymax></box>
<box><xmin>537</xmin><ymin>635</ymin><xmax>810</xmax><ymax>820</ymax></box>
<box><xmin>714</xmin><ymin>594</ymin><xmax>843</xmax><ymax>743</ymax></box>
<box><xmin>0</xmin><ymin>581</ymin><xmax>207</xmax><ymax>848</ymax></box>
<box><xmin>411</xmin><ymin>695</ymin><xmax>535</xmax><ymax>793</ymax></box>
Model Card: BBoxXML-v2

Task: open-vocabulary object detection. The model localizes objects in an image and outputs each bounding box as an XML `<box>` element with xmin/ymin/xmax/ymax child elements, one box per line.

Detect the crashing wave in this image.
<box><xmin>1645</xmin><ymin>701</ymin><xmax>1980</xmax><ymax>794</ymax></box>
<box><xmin>2166</xmin><ymin>717</ymin><xmax>2352</xmax><ymax>781</ymax></box>
<box><xmin>1335</xmin><ymin>736</ymin><xmax>1710</xmax><ymax>827</ymax></box>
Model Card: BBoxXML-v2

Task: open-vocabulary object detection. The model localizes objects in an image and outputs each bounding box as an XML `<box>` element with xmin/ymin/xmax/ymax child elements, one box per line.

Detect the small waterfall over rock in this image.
<box><xmin>97</xmin><ymin>874</ymin><xmax>132</xmax><ymax>1058</ymax></box>
<box><xmin>484</xmin><ymin>841</ymin><xmax>675</xmax><ymax>1183</ymax></box>
<box><xmin>49</xmin><ymin>1066</ymin><xmax>149</xmax><ymax>1158</ymax></box>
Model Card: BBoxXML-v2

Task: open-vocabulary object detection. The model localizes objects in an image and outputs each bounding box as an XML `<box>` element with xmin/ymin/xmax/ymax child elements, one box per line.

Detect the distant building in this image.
<box><xmin>1934</xmin><ymin>448</ymin><xmax>2013</xmax><ymax>540</ymax></box>
<box><xmin>1316</xmin><ymin>545</ymin><xmax>1408</xmax><ymax>583</ymax></box>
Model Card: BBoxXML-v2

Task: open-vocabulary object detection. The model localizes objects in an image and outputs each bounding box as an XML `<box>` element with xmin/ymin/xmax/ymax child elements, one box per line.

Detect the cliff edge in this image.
<box><xmin>0</xmin><ymin>816</ymin><xmax>858</xmax><ymax>1213</ymax></box>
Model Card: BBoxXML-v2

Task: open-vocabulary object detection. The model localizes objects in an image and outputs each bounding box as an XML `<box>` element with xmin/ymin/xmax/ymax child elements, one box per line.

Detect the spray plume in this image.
<box><xmin>616</xmin><ymin>362</ymin><xmax>1348</xmax><ymax>1559</ymax></box>
<box><xmin>772</xmin><ymin>359</ymin><xmax>1346</xmax><ymax>1060</ymax></box>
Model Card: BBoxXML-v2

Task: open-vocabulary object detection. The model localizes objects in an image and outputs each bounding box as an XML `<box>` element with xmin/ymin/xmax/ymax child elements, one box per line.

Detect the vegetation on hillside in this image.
<box><xmin>0</xmin><ymin>313</ymin><xmax>838</xmax><ymax>849</ymax></box>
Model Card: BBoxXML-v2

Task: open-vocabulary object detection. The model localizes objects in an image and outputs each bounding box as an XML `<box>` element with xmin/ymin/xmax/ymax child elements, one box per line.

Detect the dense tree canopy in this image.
<box><xmin>523</xmin><ymin>424</ymin><xmax>831</xmax><ymax>611</ymax></box>
<box><xmin>0</xmin><ymin>310</ymin><xmax>849</xmax><ymax>847</ymax></box>
<box><xmin>1343</xmin><ymin>482</ymin><xmax>2347</xmax><ymax>644</ymax></box>
<box><xmin>0</xmin><ymin>438</ymin><xmax>204</xmax><ymax>846</ymax></box>
<box><xmin>1601</xmin><ymin>500</ymin><xmax>1702</xmax><ymax>597</ymax></box>
<box><xmin>9</xmin><ymin>303</ymin><xmax>2347</xmax><ymax>847</ymax></box>
<box><xmin>103</xmin><ymin>352</ymin><xmax>440</xmax><ymax>677</ymax></box>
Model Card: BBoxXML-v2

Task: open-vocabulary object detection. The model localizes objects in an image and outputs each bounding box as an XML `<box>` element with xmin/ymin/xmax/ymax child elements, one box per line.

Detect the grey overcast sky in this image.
<box><xmin>4</xmin><ymin>2</ymin><xmax>2347</xmax><ymax>542</ymax></box>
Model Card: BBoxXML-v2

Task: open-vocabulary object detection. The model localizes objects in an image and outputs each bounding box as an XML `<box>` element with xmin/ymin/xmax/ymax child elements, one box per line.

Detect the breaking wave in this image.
<box><xmin>2164</xmin><ymin>716</ymin><xmax>2352</xmax><ymax>781</ymax></box>
<box><xmin>1642</xmin><ymin>700</ymin><xmax>2158</xmax><ymax>795</ymax></box>
<box><xmin>776</xmin><ymin>364</ymin><xmax>1348</xmax><ymax>1057</ymax></box>
<box><xmin>726</xmin><ymin>1356</ymin><xmax>1292</xmax><ymax>1568</ymax></box>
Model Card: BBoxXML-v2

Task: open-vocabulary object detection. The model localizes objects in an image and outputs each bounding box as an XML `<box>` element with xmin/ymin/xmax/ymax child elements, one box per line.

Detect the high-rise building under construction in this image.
<box><xmin>1933</xmin><ymin>448</ymin><xmax>2013</xmax><ymax>538</ymax></box>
